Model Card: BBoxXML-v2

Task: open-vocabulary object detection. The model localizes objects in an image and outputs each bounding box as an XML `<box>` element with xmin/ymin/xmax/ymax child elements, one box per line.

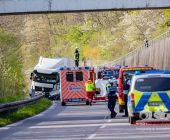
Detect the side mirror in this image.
<box><xmin>30</xmin><ymin>76</ymin><xmax>32</xmax><ymax>80</ymax></box>
<box><xmin>30</xmin><ymin>72</ymin><xmax>33</xmax><ymax>76</ymax></box>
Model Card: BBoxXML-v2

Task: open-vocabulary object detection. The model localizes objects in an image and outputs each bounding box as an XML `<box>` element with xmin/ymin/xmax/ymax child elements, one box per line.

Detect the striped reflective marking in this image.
<box><xmin>61</xmin><ymin>68</ymin><xmax>92</xmax><ymax>100</ymax></box>
<box><xmin>62</xmin><ymin>90</ymin><xmax>69</xmax><ymax>99</ymax></box>
<box><xmin>157</xmin><ymin>92</ymin><xmax>170</xmax><ymax>110</ymax></box>
<box><xmin>135</xmin><ymin>93</ymin><xmax>152</xmax><ymax>111</ymax></box>
<box><xmin>66</xmin><ymin>91</ymin><xmax>74</xmax><ymax>99</ymax></box>
<box><xmin>77</xmin><ymin>91</ymin><xmax>85</xmax><ymax>98</ymax></box>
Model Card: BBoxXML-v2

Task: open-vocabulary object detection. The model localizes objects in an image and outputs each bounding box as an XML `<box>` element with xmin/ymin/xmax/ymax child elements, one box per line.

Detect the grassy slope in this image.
<box><xmin>0</xmin><ymin>98</ymin><xmax>51</xmax><ymax>127</ymax></box>
<box><xmin>0</xmin><ymin>96</ymin><xmax>27</xmax><ymax>104</ymax></box>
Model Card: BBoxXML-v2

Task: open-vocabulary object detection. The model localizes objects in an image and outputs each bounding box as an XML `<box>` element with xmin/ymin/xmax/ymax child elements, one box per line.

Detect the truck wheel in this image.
<box><xmin>129</xmin><ymin>116</ymin><xmax>136</xmax><ymax>125</ymax></box>
<box><xmin>86</xmin><ymin>101</ymin><xmax>89</xmax><ymax>105</ymax></box>
<box><xmin>61</xmin><ymin>102</ymin><xmax>66</xmax><ymax>106</ymax></box>
<box><xmin>119</xmin><ymin>105</ymin><xmax>124</xmax><ymax>113</ymax></box>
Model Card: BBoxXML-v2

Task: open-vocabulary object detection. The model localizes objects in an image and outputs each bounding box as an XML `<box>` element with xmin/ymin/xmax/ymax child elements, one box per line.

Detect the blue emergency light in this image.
<box><xmin>135</xmin><ymin>71</ymin><xmax>141</xmax><ymax>75</ymax></box>
<box><xmin>145</xmin><ymin>70</ymin><xmax>168</xmax><ymax>74</ymax></box>
<box><xmin>145</xmin><ymin>65</ymin><xmax>148</xmax><ymax>67</ymax></box>
<box><xmin>103</xmin><ymin>66</ymin><xmax>106</xmax><ymax>69</ymax></box>
<box><xmin>125</xmin><ymin>66</ymin><xmax>128</xmax><ymax>68</ymax></box>
<box><xmin>85</xmin><ymin>66</ymin><xmax>89</xmax><ymax>69</ymax></box>
<box><xmin>119</xmin><ymin>66</ymin><xmax>121</xmax><ymax>68</ymax></box>
<box><xmin>164</xmin><ymin>70</ymin><xmax>170</xmax><ymax>74</ymax></box>
<box><xmin>135</xmin><ymin>70</ymin><xmax>170</xmax><ymax>75</ymax></box>
<box><xmin>60</xmin><ymin>67</ymin><xmax>64</xmax><ymax>70</ymax></box>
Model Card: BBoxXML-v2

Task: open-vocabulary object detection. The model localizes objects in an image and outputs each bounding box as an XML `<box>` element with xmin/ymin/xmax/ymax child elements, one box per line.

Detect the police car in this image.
<box><xmin>128</xmin><ymin>70</ymin><xmax>170</xmax><ymax>124</ymax></box>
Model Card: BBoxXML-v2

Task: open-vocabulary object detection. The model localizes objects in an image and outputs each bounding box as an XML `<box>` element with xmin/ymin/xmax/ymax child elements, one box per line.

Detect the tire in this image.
<box><xmin>129</xmin><ymin>116</ymin><xmax>136</xmax><ymax>125</ymax></box>
<box><xmin>61</xmin><ymin>102</ymin><xmax>66</xmax><ymax>106</ymax></box>
<box><xmin>119</xmin><ymin>105</ymin><xmax>124</xmax><ymax>113</ymax></box>
<box><xmin>86</xmin><ymin>100</ymin><xmax>89</xmax><ymax>105</ymax></box>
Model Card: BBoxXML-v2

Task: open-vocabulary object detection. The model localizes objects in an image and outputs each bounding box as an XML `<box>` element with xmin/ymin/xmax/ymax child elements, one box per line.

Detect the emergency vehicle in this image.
<box><xmin>60</xmin><ymin>66</ymin><xmax>95</xmax><ymax>106</ymax></box>
<box><xmin>118</xmin><ymin>65</ymin><xmax>154</xmax><ymax>113</ymax></box>
<box><xmin>128</xmin><ymin>70</ymin><xmax>170</xmax><ymax>124</ymax></box>
<box><xmin>95</xmin><ymin>65</ymin><xmax>121</xmax><ymax>101</ymax></box>
<box><xmin>98</xmin><ymin>64</ymin><xmax>121</xmax><ymax>80</ymax></box>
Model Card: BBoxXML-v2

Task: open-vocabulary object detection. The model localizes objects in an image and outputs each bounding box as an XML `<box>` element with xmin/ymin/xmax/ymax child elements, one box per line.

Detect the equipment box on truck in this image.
<box><xmin>60</xmin><ymin>66</ymin><xmax>95</xmax><ymax>106</ymax></box>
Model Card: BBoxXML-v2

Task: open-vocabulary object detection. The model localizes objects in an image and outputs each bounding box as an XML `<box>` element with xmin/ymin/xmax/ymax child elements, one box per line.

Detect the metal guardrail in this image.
<box><xmin>92</xmin><ymin>29</ymin><xmax>170</xmax><ymax>68</ymax></box>
<box><xmin>0</xmin><ymin>94</ymin><xmax>44</xmax><ymax>115</ymax></box>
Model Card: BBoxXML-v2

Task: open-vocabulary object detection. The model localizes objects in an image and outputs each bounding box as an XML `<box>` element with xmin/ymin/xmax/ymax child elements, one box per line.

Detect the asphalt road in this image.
<box><xmin>0</xmin><ymin>101</ymin><xmax>170</xmax><ymax>140</ymax></box>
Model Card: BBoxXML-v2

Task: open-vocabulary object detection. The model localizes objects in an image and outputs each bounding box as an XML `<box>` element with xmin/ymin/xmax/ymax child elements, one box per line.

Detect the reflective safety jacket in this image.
<box><xmin>85</xmin><ymin>80</ymin><xmax>94</xmax><ymax>92</ymax></box>
<box><xmin>106</xmin><ymin>83</ymin><xmax>111</xmax><ymax>91</ymax></box>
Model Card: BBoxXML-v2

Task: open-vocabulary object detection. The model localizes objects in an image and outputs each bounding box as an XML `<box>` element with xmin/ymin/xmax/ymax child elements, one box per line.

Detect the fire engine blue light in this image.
<box><xmin>145</xmin><ymin>65</ymin><xmax>148</xmax><ymax>67</ymax></box>
<box><xmin>119</xmin><ymin>66</ymin><xmax>121</xmax><ymax>68</ymax></box>
<box><xmin>59</xmin><ymin>67</ymin><xmax>64</xmax><ymax>70</ymax></box>
<box><xmin>135</xmin><ymin>71</ymin><xmax>141</xmax><ymax>75</ymax></box>
<box><xmin>164</xmin><ymin>70</ymin><xmax>170</xmax><ymax>74</ymax></box>
<box><xmin>103</xmin><ymin>66</ymin><xmax>106</xmax><ymax>69</ymax></box>
<box><xmin>85</xmin><ymin>66</ymin><xmax>89</xmax><ymax>69</ymax></box>
<box><xmin>125</xmin><ymin>66</ymin><xmax>128</xmax><ymax>68</ymax></box>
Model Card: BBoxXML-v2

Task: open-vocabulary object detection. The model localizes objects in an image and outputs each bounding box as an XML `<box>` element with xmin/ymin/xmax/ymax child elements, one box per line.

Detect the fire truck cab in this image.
<box><xmin>95</xmin><ymin>65</ymin><xmax>121</xmax><ymax>101</ymax></box>
<box><xmin>118</xmin><ymin>65</ymin><xmax>154</xmax><ymax>113</ymax></box>
<box><xmin>98</xmin><ymin>65</ymin><xmax>121</xmax><ymax>80</ymax></box>
<box><xmin>60</xmin><ymin>66</ymin><xmax>95</xmax><ymax>106</ymax></box>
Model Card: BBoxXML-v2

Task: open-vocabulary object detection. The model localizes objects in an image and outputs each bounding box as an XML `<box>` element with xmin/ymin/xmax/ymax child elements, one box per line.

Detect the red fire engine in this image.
<box><xmin>95</xmin><ymin>65</ymin><xmax>121</xmax><ymax>101</ymax></box>
<box><xmin>118</xmin><ymin>65</ymin><xmax>154</xmax><ymax>112</ymax></box>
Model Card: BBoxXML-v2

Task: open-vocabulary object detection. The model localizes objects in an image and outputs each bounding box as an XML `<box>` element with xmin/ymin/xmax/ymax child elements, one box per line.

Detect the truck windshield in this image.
<box><xmin>33</xmin><ymin>73</ymin><xmax>56</xmax><ymax>83</ymax></box>
<box><xmin>134</xmin><ymin>77</ymin><xmax>170</xmax><ymax>92</ymax></box>
<box><xmin>102</xmin><ymin>70</ymin><xmax>119</xmax><ymax>79</ymax></box>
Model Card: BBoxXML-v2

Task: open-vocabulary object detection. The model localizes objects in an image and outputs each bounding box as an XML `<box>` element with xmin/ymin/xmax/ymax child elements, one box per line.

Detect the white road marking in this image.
<box><xmin>8</xmin><ymin>122</ymin><xmax>23</xmax><ymax>127</ymax></box>
<box><xmin>88</xmin><ymin>134</ymin><xmax>96</xmax><ymax>139</ymax></box>
<box><xmin>0</xmin><ymin>127</ymin><xmax>10</xmax><ymax>131</ymax></box>
<box><xmin>107</xmin><ymin>119</ymin><xmax>112</xmax><ymax>122</ymax></box>
<box><xmin>100</xmin><ymin>125</ymin><xmax>106</xmax><ymax>129</ymax></box>
<box><xmin>80</xmin><ymin>112</ymin><xmax>109</xmax><ymax>140</ymax></box>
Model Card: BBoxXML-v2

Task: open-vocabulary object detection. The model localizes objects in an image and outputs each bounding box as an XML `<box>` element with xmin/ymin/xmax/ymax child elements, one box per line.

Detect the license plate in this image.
<box><xmin>148</xmin><ymin>102</ymin><xmax>162</xmax><ymax>106</ymax></box>
<box><xmin>72</xmin><ymin>99</ymin><xmax>80</xmax><ymax>102</ymax></box>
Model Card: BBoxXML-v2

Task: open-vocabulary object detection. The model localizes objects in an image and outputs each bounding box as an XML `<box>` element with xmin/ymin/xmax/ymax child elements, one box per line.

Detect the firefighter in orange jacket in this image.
<box><xmin>85</xmin><ymin>78</ymin><xmax>94</xmax><ymax>106</ymax></box>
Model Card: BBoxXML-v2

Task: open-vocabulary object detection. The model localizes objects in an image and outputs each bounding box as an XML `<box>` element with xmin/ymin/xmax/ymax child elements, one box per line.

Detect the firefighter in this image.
<box><xmin>85</xmin><ymin>78</ymin><xmax>94</xmax><ymax>106</ymax></box>
<box><xmin>74</xmin><ymin>47</ymin><xmax>79</xmax><ymax>67</ymax></box>
<box><xmin>122</xmin><ymin>73</ymin><xmax>131</xmax><ymax>117</ymax></box>
<box><xmin>106</xmin><ymin>80</ymin><xmax>120</xmax><ymax>118</ymax></box>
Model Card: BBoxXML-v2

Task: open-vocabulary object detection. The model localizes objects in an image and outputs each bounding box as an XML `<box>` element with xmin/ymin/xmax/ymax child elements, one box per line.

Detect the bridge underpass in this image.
<box><xmin>1</xmin><ymin>0</ymin><xmax>170</xmax><ymax>140</ymax></box>
<box><xmin>0</xmin><ymin>0</ymin><xmax>170</xmax><ymax>15</ymax></box>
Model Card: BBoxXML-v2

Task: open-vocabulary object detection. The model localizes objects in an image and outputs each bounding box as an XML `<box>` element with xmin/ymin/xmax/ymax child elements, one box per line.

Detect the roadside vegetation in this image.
<box><xmin>0</xmin><ymin>96</ymin><xmax>27</xmax><ymax>105</ymax></box>
<box><xmin>0</xmin><ymin>98</ymin><xmax>51</xmax><ymax>127</ymax></box>
<box><xmin>0</xmin><ymin>29</ymin><xmax>27</xmax><ymax>98</ymax></box>
<box><xmin>0</xmin><ymin>9</ymin><xmax>170</xmax><ymax>98</ymax></box>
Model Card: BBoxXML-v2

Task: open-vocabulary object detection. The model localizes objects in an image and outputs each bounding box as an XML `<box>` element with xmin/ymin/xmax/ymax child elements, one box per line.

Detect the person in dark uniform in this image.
<box><xmin>122</xmin><ymin>73</ymin><xmax>131</xmax><ymax>117</ymax></box>
<box><xmin>107</xmin><ymin>80</ymin><xmax>120</xmax><ymax>118</ymax></box>
<box><xmin>74</xmin><ymin>47</ymin><xmax>79</xmax><ymax>67</ymax></box>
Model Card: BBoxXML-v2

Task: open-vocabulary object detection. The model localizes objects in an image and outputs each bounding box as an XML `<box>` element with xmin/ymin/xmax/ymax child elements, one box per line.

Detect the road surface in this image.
<box><xmin>0</xmin><ymin>101</ymin><xmax>170</xmax><ymax>140</ymax></box>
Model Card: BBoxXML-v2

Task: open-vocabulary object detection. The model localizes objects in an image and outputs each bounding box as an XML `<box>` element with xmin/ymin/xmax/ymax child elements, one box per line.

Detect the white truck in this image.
<box><xmin>30</xmin><ymin>57</ymin><xmax>74</xmax><ymax>99</ymax></box>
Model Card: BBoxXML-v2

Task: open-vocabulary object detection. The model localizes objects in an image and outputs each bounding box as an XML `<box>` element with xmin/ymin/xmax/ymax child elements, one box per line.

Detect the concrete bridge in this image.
<box><xmin>0</xmin><ymin>0</ymin><xmax>170</xmax><ymax>15</ymax></box>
